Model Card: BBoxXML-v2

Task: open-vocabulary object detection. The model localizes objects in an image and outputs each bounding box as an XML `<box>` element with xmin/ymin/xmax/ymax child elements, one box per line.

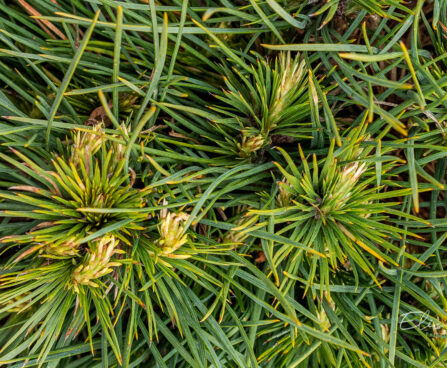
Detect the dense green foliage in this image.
<box><xmin>0</xmin><ymin>0</ymin><xmax>446</xmax><ymax>367</ymax></box>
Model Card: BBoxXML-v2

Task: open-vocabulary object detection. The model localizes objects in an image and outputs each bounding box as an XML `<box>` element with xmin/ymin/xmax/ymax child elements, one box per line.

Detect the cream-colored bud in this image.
<box><xmin>157</xmin><ymin>212</ymin><xmax>190</xmax><ymax>256</ymax></box>
<box><xmin>71</xmin><ymin>124</ymin><xmax>104</xmax><ymax>164</ymax></box>
<box><xmin>44</xmin><ymin>238</ymin><xmax>79</xmax><ymax>257</ymax></box>
<box><xmin>71</xmin><ymin>236</ymin><xmax>122</xmax><ymax>293</ymax></box>
<box><xmin>237</xmin><ymin>134</ymin><xmax>265</xmax><ymax>158</ymax></box>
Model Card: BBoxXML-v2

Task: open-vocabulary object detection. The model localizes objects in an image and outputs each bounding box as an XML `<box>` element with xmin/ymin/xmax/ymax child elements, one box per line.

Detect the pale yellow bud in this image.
<box><xmin>316</xmin><ymin>308</ymin><xmax>331</xmax><ymax>330</ymax></box>
<box><xmin>157</xmin><ymin>212</ymin><xmax>189</xmax><ymax>256</ymax></box>
<box><xmin>277</xmin><ymin>178</ymin><xmax>293</xmax><ymax>207</ymax></box>
<box><xmin>71</xmin><ymin>124</ymin><xmax>104</xmax><ymax>164</ymax></box>
<box><xmin>71</xmin><ymin>236</ymin><xmax>122</xmax><ymax>293</ymax></box>
<box><xmin>43</xmin><ymin>237</ymin><xmax>79</xmax><ymax>257</ymax></box>
<box><xmin>268</xmin><ymin>52</ymin><xmax>306</xmax><ymax>129</ymax></box>
<box><xmin>237</xmin><ymin>134</ymin><xmax>265</xmax><ymax>158</ymax></box>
